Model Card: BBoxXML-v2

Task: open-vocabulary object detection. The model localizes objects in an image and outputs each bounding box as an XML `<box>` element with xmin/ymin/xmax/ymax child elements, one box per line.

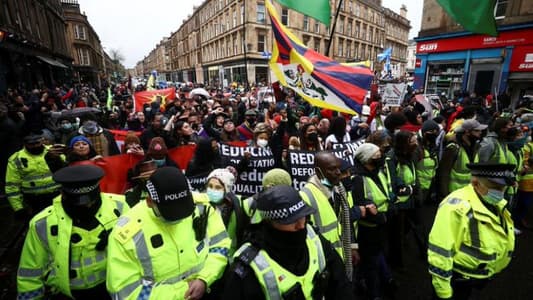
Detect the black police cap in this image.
<box><xmin>53</xmin><ymin>165</ymin><xmax>104</xmax><ymax>194</ymax></box>
<box><xmin>467</xmin><ymin>162</ymin><xmax>516</xmax><ymax>185</ymax></box>
<box><xmin>257</xmin><ymin>185</ymin><xmax>316</xmax><ymax>225</ymax></box>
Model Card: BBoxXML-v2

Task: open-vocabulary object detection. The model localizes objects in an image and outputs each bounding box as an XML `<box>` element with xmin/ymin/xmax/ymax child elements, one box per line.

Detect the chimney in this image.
<box><xmin>400</xmin><ymin>4</ymin><xmax>407</xmax><ymax>18</ymax></box>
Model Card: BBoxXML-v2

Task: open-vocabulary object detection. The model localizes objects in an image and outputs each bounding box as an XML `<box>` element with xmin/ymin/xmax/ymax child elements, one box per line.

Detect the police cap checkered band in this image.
<box><xmin>259</xmin><ymin>200</ymin><xmax>305</xmax><ymax>221</ymax></box>
<box><xmin>467</xmin><ymin>162</ymin><xmax>516</xmax><ymax>185</ymax></box>
<box><xmin>62</xmin><ymin>183</ymin><xmax>99</xmax><ymax>194</ymax></box>
<box><xmin>256</xmin><ymin>185</ymin><xmax>316</xmax><ymax>224</ymax></box>
<box><xmin>146</xmin><ymin>180</ymin><xmax>159</xmax><ymax>202</ymax></box>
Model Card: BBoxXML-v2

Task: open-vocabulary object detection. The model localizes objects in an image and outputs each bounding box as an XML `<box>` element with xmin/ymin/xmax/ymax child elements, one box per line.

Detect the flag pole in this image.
<box><xmin>325</xmin><ymin>0</ymin><xmax>344</xmax><ymax>57</ymax></box>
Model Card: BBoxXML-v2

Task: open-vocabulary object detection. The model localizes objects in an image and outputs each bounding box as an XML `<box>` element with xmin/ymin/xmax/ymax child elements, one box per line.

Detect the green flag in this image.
<box><xmin>437</xmin><ymin>0</ymin><xmax>498</xmax><ymax>36</ymax></box>
<box><xmin>106</xmin><ymin>87</ymin><xmax>113</xmax><ymax>110</ymax></box>
<box><xmin>275</xmin><ymin>0</ymin><xmax>331</xmax><ymax>26</ymax></box>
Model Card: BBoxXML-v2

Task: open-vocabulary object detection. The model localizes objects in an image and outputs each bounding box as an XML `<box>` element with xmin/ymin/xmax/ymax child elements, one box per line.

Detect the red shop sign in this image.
<box><xmin>510</xmin><ymin>46</ymin><xmax>533</xmax><ymax>72</ymax></box>
<box><xmin>416</xmin><ymin>28</ymin><xmax>533</xmax><ymax>54</ymax></box>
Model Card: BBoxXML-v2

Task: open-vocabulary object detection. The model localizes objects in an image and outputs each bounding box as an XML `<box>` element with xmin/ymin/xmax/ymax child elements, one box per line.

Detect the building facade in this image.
<box><xmin>414</xmin><ymin>0</ymin><xmax>533</xmax><ymax>102</ymax></box>
<box><xmin>140</xmin><ymin>0</ymin><xmax>409</xmax><ymax>87</ymax></box>
<box><xmin>383</xmin><ymin>5</ymin><xmax>410</xmax><ymax>78</ymax></box>
<box><xmin>406</xmin><ymin>39</ymin><xmax>417</xmax><ymax>76</ymax></box>
<box><xmin>0</xmin><ymin>0</ymin><xmax>72</xmax><ymax>93</ymax></box>
<box><xmin>61</xmin><ymin>0</ymin><xmax>105</xmax><ymax>87</ymax></box>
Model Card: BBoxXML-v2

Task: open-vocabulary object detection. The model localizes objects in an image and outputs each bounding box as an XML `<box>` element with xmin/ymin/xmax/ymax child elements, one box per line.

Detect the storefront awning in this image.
<box><xmin>508</xmin><ymin>72</ymin><xmax>533</xmax><ymax>81</ymax></box>
<box><xmin>37</xmin><ymin>55</ymin><xmax>68</xmax><ymax>69</ymax></box>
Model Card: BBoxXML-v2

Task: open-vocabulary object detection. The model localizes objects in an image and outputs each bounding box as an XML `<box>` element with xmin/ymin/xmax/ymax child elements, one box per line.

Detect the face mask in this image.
<box><xmin>61</xmin><ymin>123</ymin><xmax>73</xmax><ymax>131</ymax></box>
<box><xmin>394</xmin><ymin>129</ymin><xmax>401</xmax><ymax>135</ymax></box>
<box><xmin>317</xmin><ymin>168</ymin><xmax>333</xmax><ymax>188</ymax></box>
<box><xmin>26</xmin><ymin>145</ymin><xmax>44</xmax><ymax>155</ymax></box>
<box><xmin>246</xmin><ymin>118</ymin><xmax>256</xmax><ymax>127</ymax></box>
<box><xmin>372</xmin><ymin>157</ymin><xmax>385</xmax><ymax>169</ymax></box>
<box><xmin>153</xmin><ymin>159</ymin><xmax>166</xmax><ymax>167</ymax></box>
<box><xmin>257</xmin><ymin>138</ymin><xmax>268</xmax><ymax>148</ymax></box>
<box><xmin>307</xmin><ymin>132</ymin><xmax>318</xmax><ymax>142</ymax></box>
<box><xmin>508</xmin><ymin>135</ymin><xmax>528</xmax><ymax>150</ymax></box>
<box><xmin>481</xmin><ymin>188</ymin><xmax>505</xmax><ymax>205</ymax></box>
<box><xmin>360</xmin><ymin>116</ymin><xmax>368</xmax><ymax>123</ymax></box>
<box><xmin>425</xmin><ymin>133</ymin><xmax>437</xmax><ymax>144</ymax></box>
<box><xmin>206</xmin><ymin>188</ymin><xmax>225</xmax><ymax>204</ymax></box>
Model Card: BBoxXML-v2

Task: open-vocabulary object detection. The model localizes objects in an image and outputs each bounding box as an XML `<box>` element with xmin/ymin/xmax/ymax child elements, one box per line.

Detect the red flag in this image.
<box><xmin>134</xmin><ymin>87</ymin><xmax>176</xmax><ymax>112</ymax></box>
<box><xmin>168</xmin><ymin>145</ymin><xmax>197</xmax><ymax>170</ymax></box>
<box><xmin>109</xmin><ymin>130</ymin><xmax>142</xmax><ymax>151</ymax></box>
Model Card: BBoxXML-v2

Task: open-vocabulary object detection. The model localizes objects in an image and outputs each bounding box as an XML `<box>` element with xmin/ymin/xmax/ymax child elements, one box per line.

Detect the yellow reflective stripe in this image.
<box><xmin>35</xmin><ymin>218</ymin><xmax>49</xmax><ymax>250</ymax></box>
<box><xmin>210</xmin><ymin>230</ymin><xmax>229</xmax><ymax>245</ymax></box>
<box><xmin>21</xmin><ymin>182</ymin><xmax>60</xmax><ymax>193</ymax></box>
<box><xmin>301</xmin><ymin>187</ymin><xmax>323</xmax><ymax>228</ymax></box>
<box><xmin>111</xmin><ymin>280</ymin><xmax>140</xmax><ymax>299</ymax></box>
<box><xmin>133</xmin><ymin>230</ymin><xmax>154</xmax><ymax>279</ymax></box>
<box><xmin>252</xmin><ymin>252</ymin><xmax>281</xmax><ymax>300</ymax></box>
<box><xmin>307</xmin><ymin>225</ymin><xmax>326</xmax><ymax>272</ymax></box>
<box><xmin>459</xmin><ymin>244</ymin><xmax>496</xmax><ymax>261</ymax></box>
<box><xmin>321</xmin><ymin>221</ymin><xmax>338</xmax><ymax>234</ymax></box>
<box><xmin>428</xmin><ymin>243</ymin><xmax>454</xmax><ymax>258</ymax></box>
<box><xmin>159</xmin><ymin>263</ymin><xmax>205</xmax><ymax>284</ymax></box>
<box><xmin>17</xmin><ymin>268</ymin><xmax>42</xmax><ymax>277</ymax></box>
<box><xmin>17</xmin><ymin>287</ymin><xmax>45</xmax><ymax>299</ymax></box>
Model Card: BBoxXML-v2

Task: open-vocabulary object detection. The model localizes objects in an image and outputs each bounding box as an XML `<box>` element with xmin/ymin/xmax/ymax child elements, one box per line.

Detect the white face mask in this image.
<box><xmin>257</xmin><ymin>138</ymin><xmax>268</xmax><ymax>148</ymax></box>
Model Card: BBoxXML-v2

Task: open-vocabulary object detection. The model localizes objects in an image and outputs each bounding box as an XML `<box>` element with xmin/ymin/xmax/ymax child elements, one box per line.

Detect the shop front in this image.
<box><xmin>508</xmin><ymin>45</ymin><xmax>533</xmax><ymax>106</ymax></box>
<box><xmin>414</xmin><ymin>26</ymin><xmax>533</xmax><ymax>100</ymax></box>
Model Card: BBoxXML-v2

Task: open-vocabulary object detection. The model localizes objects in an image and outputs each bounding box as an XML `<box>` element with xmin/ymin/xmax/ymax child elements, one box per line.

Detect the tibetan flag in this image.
<box><xmin>267</xmin><ymin>1</ymin><xmax>373</xmax><ymax>114</ymax></box>
<box><xmin>274</xmin><ymin>0</ymin><xmax>331</xmax><ymax>26</ymax></box>
<box><xmin>437</xmin><ymin>0</ymin><xmax>497</xmax><ymax>36</ymax></box>
<box><xmin>133</xmin><ymin>87</ymin><xmax>176</xmax><ymax>112</ymax></box>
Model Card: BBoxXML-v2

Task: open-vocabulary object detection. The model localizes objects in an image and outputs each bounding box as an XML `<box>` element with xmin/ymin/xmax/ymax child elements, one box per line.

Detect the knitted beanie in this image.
<box><xmin>206</xmin><ymin>168</ymin><xmax>235</xmax><ymax>193</ymax></box>
<box><xmin>262</xmin><ymin>168</ymin><xmax>292</xmax><ymax>189</ymax></box>
<box><xmin>354</xmin><ymin>143</ymin><xmax>380</xmax><ymax>164</ymax></box>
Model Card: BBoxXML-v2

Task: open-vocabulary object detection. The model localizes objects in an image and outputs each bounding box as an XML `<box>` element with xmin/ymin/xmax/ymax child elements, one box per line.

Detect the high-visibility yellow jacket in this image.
<box><xmin>299</xmin><ymin>183</ymin><xmax>343</xmax><ymax>259</ymax></box>
<box><xmin>106</xmin><ymin>198</ymin><xmax>231</xmax><ymax>300</ymax></box>
<box><xmin>448</xmin><ymin>143</ymin><xmax>478</xmax><ymax>192</ymax></box>
<box><xmin>417</xmin><ymin>148</ymin><xmax>438</xmax><ymax>190</ymax></box>
<box><xmin>5</xmin><ymin>146</ymin><xmax>63</xmax><ymax>211</ymax></box>
<box><xmin>17</xmin><ymin>193</ymin><xmax>127</xmax><ymax>299</ymax></box>
<box><xmin>233</xmin><ymin>224</ymin><xmax>326</xmax><ymax>300</ymax></box>
<box><xmin>428</xmin><ymin>185</ymin><xmax>515</xmax><ymax>299</ymax></box>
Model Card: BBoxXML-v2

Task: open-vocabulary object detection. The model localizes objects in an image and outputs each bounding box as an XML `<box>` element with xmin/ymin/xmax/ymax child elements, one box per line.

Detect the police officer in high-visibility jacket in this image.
<box><xmin>222</xmin><ymin>185</ymin><xmax>353</xmax><ymax>300</ymax></box>
<box><xmin>17</xmin><ymin>165</ymin><xmax>128</xmax><ymax>299</ymax></box>
<box><xmin>106</xmin><ymin>167</ymin><xmax>231</xmax><ymax>300</ymax></box>
<box><xmin>428</xmin><ymin>162</ymin><xmax>516</xmax><ymax>300</ymax></box>
<box><xmin>6</xmin><ymin>131</ymin><xmax>63</xmax><ymax>218</ymax></box>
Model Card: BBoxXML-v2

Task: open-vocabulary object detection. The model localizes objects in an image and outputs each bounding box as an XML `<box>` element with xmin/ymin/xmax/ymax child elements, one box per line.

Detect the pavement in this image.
<box><xmin>0</xmin><ymin>200</ymin><xmax>532</xmax><ymax>299</ymax></box>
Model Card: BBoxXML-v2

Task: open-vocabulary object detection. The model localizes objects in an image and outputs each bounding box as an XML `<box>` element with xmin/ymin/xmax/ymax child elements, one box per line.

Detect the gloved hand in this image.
<box><xmin>396</xmin><ymin>184</ymin><xmax>413</xmax><ymax>197</ymax></box>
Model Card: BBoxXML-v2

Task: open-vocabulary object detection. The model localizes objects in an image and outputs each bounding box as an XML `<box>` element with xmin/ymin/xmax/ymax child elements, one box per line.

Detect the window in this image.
<box><xmin>241</xmin><ymin>4</ymin><xmax>244</xmax><ymax>23</ymax></box>
<box><xmin>257</xmin><ymin>3</ymin><xmax>265</xmax><ymax>24</ymax></box>
<box><xmin>494</xmin><ymin>0</ymin><xmax>508</xmax><ymax>19</ymax></box>
<box><xmin>74</xmin><ymin>24</ymin><xmax>86</xmax><ymax>40</ymax></box>
<box><xmin>314</xmin><ymin>38</ymin><xmax>320</xmax><ymax>52</ymax></box>
<box><xmin>355</xmin><ymin>4</ymin><xmax>360</xmax><ymax>17</ymax></box>
<box><xmin>315</xmin><ymin>22</ymin><xmax>320</xmax><ymax>33</ymax></box>
<box><xmin>338</xmin><ymin>39</ymin><xmax>343</xmax><ymax>57</ymax></box>
<box><xmin>338</xmin><ymin>17</ymin><xmax>344</xmax><ymax>33</ymax></box>
<box><xmin>354</xmin><ymin>43</ymin><xmax>359</xmax><ymax>58</ymax></box>
<box><xmin>303</xmin><ymin>16</ymin><xmax>309</xmax><ymax>31</ymax></box>
<box><xmin>258</xmin><ymin>34</ymin><xmax>265</xmax><ymax>52</ymax></box>
<box><xmin>348</xmin><ymin>1</ymin><xmax>353</xmax><ymax>12</ymax></box>
<box><xmin>369</xmin><ymin>29</ymin><xmax>373</xmax><ymax>43</ymax></box>
<box><xmin>78</xmin><ymin>48</ymin><xmax>90</xmax><ymax>65</ymax></box>
<box><xmin>355</xmin><ymin>22</ymin><xmax>360</xmax><ymax>38</ymax></box>
<box><xmin>233</xmin><ymin>11</ymin><xmax>237</xmax><ymax>27</ymax></box>
<box><xmin>281</xmin><ymin>8</ymin><xmax>289</xmax><ymax>26</ymax></box>
<box><xmin>347</xmin><ymin>21</ymin><xmax>352</xmax><ymax>36</ymax></box>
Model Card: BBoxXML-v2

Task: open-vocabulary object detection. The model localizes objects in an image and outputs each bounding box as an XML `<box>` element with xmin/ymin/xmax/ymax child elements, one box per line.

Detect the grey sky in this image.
<box><xmin>79</xmin><ymin>0</ymin><xmax>423</xmax><ymax>68</ymax></box>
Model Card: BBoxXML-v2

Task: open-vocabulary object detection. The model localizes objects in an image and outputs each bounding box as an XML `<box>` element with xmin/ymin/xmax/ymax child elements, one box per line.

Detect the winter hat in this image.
<box><xmin>206</xmin><ymin>168</ymin><xmax>235</xmax><ymax>193</ymax></box>
<box><xmin>69</xmin><ymin>135</ymin><xmax>92</xmax><ymax>148</ymax></box>
<box><xmin>81</xmin><ymin>120</ymin><xmax>102</xmax><ymax>135</ymax></box>
<box><xmin>421</xmin><ymin>120</ymin><xmax>440</xmax><ymax>133</ymax></box>
<box><xmin>354</xmin><ymin>143</ymin><xmax>380</xmax><ymax>164</ymax></box>
<box><xmin>262</xmin><ymin>168</ymin><xmax>292</xmax><ymax>189</ymax></box>
<box><xmin>147</xmin><ymin>137</ymin><xmax>168</xmax><ymax>159</ymax></box>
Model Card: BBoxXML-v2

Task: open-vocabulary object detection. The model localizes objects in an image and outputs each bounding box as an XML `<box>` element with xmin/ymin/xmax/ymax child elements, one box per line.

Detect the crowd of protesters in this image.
<box><xmin>1</xmin><ymin>78</ymin><xmax>532</xmax><ymax>299</ymax></box>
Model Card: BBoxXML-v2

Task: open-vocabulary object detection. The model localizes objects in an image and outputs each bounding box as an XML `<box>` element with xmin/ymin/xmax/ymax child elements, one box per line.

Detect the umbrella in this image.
<box><xmin>59</xmin><ymin>107</ymin><xmax>101</xmax><ymax>118</ymax></box>
<box><xmin>189</xmin><ymin>88</ymin><xmax>210</xmax><ymax>98</ymax></box>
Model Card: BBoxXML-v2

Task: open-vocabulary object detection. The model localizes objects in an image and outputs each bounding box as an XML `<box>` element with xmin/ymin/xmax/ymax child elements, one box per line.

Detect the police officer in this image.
<box><xmin>428</xmin><ymin>162</ymin><xmax>516</xmax><ymax>300</ymax></box>
<box><xmin>6</xmin><ymin>131</ymin><xmax>63</xmax><ymax>218</ymax></box>
<box><xmin>223</xmin><ymin>185</ymin><xmax>353</xmax><ymax>300</ymax></box>
<box><xmin>17</xmin><ymin>165</ymin><xmax>128</xmax><ymax>299</ymax></box>
<box><xmin>106</xmin><ymin>167</ymin><xmax>231</xmax><ymax>300</ymax></box>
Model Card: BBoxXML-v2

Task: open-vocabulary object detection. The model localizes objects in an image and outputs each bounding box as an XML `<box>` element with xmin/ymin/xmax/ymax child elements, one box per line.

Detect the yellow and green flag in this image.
<box><xmin>437</xmin><ymin>0</ymin><xmax>498</xmax><ymax>36</ymax></box>
<box><xmin>274</xmin><ymin>0</ymin><xmax>331</xmax><ymax>26</ymax></box>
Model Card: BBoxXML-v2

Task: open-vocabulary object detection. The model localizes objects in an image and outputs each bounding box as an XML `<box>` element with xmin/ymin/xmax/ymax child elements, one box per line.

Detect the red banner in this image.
<box><xmin>134</xmin><ymin>87</ymin><xmax>176</xmax><ymax>112</ymax></box>
<box><xmin>416</xmin><ymin>28</ymin><xmax>533</xmax><ymax>54</ymax></box>
<box><xmin>510</xmin><ymin>45</ymin><xmax>533</xmax><ymax>72</ymax></box>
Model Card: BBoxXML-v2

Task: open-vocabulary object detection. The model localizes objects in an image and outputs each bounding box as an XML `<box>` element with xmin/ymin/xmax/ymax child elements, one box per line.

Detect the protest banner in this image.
<box><xmin>330</xmin><ymin>139</ymin><xmax>365</xmax><ymax>166</ymax></box>
<box><xmin>187</xmin><ymin>171</ymin><xmax>210</xmax><ymax>192</ymax></box>
<box><xmin>109</xmin><ymin>129</ymin><xmax>142</xmax><ymax>151</ymax></box>
<box><xmin>287</xmin><ymin>150</ymin><xmax>316</xmax><ymax>190</ymax></box>
<box><xmin>382</xmin><ymin>83</ymin><xmax>406</xmax><ymax>107</ymax></box>
<box><xmin>219</xmin><ymin>143</ymin><xmax>275</xmax><ymax>197</ymax></box>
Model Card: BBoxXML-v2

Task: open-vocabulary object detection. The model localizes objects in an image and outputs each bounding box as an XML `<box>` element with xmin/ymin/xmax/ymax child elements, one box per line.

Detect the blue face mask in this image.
<box><xmin>317</xmin><ymin>168</ymin><xmax>333</xmax><ymax>188</ymax></box>
<box><xmin>481</xmin><ymin>188</ymin><xmax>505</xmax><ymax>205</ymax></box>
<box><xmin>153</xmin><ymin>159</ymin><xmax>166</xmax><ymax>167</ymax></box>
<box><xmin>206</xmin><ymin>188</ymin><xmax>225</xmax><ymax>204</ymax></box>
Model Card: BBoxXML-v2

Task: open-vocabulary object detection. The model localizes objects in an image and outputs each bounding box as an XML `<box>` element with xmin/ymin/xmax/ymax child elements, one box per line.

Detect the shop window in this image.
<box><xmin>494</xmin><ymin>0</ymin><xmax>508</xmax><ymax>19</ymax></box>
<box><xmin>426</xmin><ymin>63</ymin><xmax>465</xmax><ymax>98</ymax></box>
